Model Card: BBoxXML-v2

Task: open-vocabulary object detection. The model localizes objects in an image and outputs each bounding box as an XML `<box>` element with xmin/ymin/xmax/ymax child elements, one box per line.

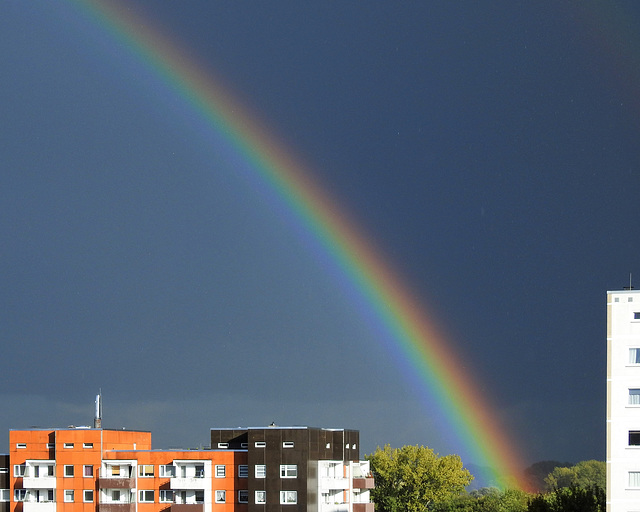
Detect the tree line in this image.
<box><xmin>366</xmin><ymin>445</ymin><xmax>605</xmax><ymax>512</ymax></box>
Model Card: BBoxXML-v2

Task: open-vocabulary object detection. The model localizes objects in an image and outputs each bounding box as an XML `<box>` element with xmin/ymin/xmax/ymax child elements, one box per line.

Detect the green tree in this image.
<box><xmin>527</xmin><ymin>485</ymin><xmax>605</xmax><ymax>512</ymax></box>
<box><xmin>544</xmin><ymin>461</ymin><xmax>605</xmax><ymax>491</ymax></box>
<box><xmin>366</xmin><ymin>444</ymin><xmax>473</xmax><ymax>512</ymax></box>
<box><xmin>432</xmin><ymin>488</ymin><xmax>529</xmax><ymax>512</ymax></box>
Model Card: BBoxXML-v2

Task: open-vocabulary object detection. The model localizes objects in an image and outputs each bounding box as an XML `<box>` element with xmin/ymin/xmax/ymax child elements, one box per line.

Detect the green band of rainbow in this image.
<box><xmin>72</xmin><ymin>0</ymin><xmax>531</xmax><ymax>490</ymax></box>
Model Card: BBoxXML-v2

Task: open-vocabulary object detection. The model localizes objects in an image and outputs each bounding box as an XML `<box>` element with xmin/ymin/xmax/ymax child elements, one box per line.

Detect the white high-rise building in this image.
<box><xmin>607</xmin><ymin>289</ymin><xmax>640</xmax><ymax>512</ymax></box>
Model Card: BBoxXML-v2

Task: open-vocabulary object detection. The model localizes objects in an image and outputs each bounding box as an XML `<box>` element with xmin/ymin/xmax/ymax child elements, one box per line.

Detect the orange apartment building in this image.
<box><xmin>4</xmin><ymin>421</ymin><xmax>372</xmax><ymax>512</ymax></box>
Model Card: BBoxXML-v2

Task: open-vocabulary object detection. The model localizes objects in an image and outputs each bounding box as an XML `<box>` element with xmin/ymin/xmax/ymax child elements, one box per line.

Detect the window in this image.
<box><xmin>238</xmin><ymin>465</ymin><xmax>248</xmax><ymax>478</ymax></box>
<box><xmin>280</xmin><ymin>491</ymin><xmax>297</xmax><ymax>504</ymax></box>
<box><xmin>14</xmin><ymin>464</ymin><xmax>27</xmax><ymax>477</ymax></box>
<box><xmin>83</xmin><ymin>443</ymin><xmax>93</xmax><ymax>449</ymax></box>
<box><xmin>195</xmin><ymin>491</ymin><xmax>204</xmax><ymax>503</ymax></box>
<box><xmin>630</xmin><ymin>472</ymin><xmax>640</xmax><ymax>487</ymax></box>
<box><xmin>238</xmin><ymin>490</ymin><xmax>248</xmax><ymax>503</ymax></box>
<box><xmin>139</xmin><ymin>490</ymin><xmax>154</xmax><ymax>503</ymax></box>
<box><xmin>630</xmin><ymin>349</ymin><xmax>640</xmax><ymax>364</ymax></box>
<box><xmin>630</xmin><ymin>389</ymin><xmax>640</xmax><ymax>405</ymax></box>
<box><xmin>630</xmin><ymin>297</ymin><xmax>635</xmax><ymax>302</ymax></box>
<box><xmin>46</xmin><ymin>465</ymin><xmax>54</xmax><ymax>476</ymax></box>
<box><xmin>111</xmin><ymin>465</ymin><xmax>121</xmax><ymax>476</ymax></box>
<box><xmin>64</xmin><ymin>443</ymin><xmax>74</xmax><ymax>449</ymax></box>
<box><xmin>215</xmin><ymin>465</ymin><xmax>225</xmax><ymax>478</ymax></box>
<box><xmin>160</xmin><ymin>465</ymin><xmax>175</xmax><ymax>477</ymax></box>
<box><xmin>139</xmin><ymin>465</ymin><xmax>154</xmax><ymax>477</ymax></box>
<box><xmin>326</xmin><ymin>443</ymin><xmax>331</xmax><ymax>449</ymax></box>
<box><xmin>112</xmin><ymin>490</ymin><xmax>121</xmax><ymax>502</ymax></box>
<box><xmin>280</xmin><ymin>465</ymin><xmax>298</xmax><ymax>478</ymax></box>
<box><xmin>195</xmin><ymin>464</ymin><xmax>204</xmax><ymax>478</ymax></box>
<box><xmin>84</xmin><ymin>490</ymin><xmax>94</xmax><ymax>503</ymax></box>
<box><xmin>159</xmin><ymin>490</ymin><xmax>174</xmax><ymax>503</ymax></box>
<box><xmin>631</xmin><ymin>431</ymin><xmax>640</xmax><ymax>446</ymax></box>
<box><xmin>255</xmin><ymin>465</ymin><xmax>266</xmax><ymax>478</ymax></box>
<box><xmin>0</xmin><ymin>468</ymin><xmax>6</xmax><ymax>474</ymax></box>
<box><xmin>16</xmin><ymin>443</ymin><xmax>26</xmax><ymax>449</ymax></box>
<box><xmin>0</xmin><ymin>489</ymin><xmax>9</xmax><ymax>502</ymax></box>
<box><xmin>46</xmin><ymin>443</ymin><xmax>54</xmax><ymax>449</ymax></box>
<box><xmin>255</xmin><ymin>491</ymin><xmax>266</xmax><ymax>504</ymax></box>
<box><xmin>283</xmin><ymin>441</ymin><xmax>294</xmax><ymax>448</ymax></box>
<box><xmin>215</xmin><ymin>490</ymin><xmax>226</xmax><ymax>503</ymax></box>
<box><xmin>84</xmin><ymin>465</ymin><xmax>93</xmax><ymax>477</ymax></box>
<box><xmin>64</xmin><ymin>490</ymin><xmax>74</xmax><ymax>503</ymax></box>
<box><xmin>635</xmin><ymin>312</ymin><xmax>640</xmax><ymax>320</ymax></box>
<box><xmin>241</xmin><ymin>442</ymin><xmax>248</xmax><ymax>448</ymax></box>
<box><xmin>64</xmin><ymin>465</ymin><xmax>74</xmax><ymax>477</ymax></box>
<box><xmin>217</xmin><ymin>442</ymin><xmax>229</xmax><ymax>449</ymax></box>
<box><xmin>255</xmin><ymin>441</ymin><xmax>266</xmax><ymax>448</ymax></box>
<box><xmin>14</xmin><ymin>489</ymin><xmax>27</xmax><ymax>502</ymax></box>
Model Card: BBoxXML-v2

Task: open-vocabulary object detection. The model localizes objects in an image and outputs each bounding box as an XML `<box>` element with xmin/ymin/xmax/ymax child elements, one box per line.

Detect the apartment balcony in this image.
<box><xmin>320</xmin><ymin>477</ymin><xmax>349</xmax><ymax>491</ymax></box>
<box><xmin>319</xmin><ymin>505</ymin><xmax>348</xmax><ymax>512</ymax></box>
<box><xmin>353</xmin><ymin>503</ymin><xmax>374</xmax><ymax>512</ymax></box>
<box><xmin>97</xmin><ymin>477</ymin><xmax>136</xmax><ymax>489</ymax></box>
<box><xmin>23</xmin><ymin>477</ymin><xmax>56</xmax><ymax>489</ymax></box>
<box><xmin>23</xmin><ymin>502</ymin><xmax>56</xmax><ymax>512</ymax></box>
<box><xmin>171</xmin><ymin>504</ymin><xmax>204</xmax><ymax>512</ymax></box>
<box><xmin>169</xmin><ymin>477</ymin><xmax>206</xmax><ymax>490</ymax></box>
<box><xmin>352</xmin><ymin>477</ymin><xmax>374</xmax><ymax>489</ymax></box>
<box><xmin>98</xmin><ymin>504</ymin><xmax>136</xmax><ymax>512</ymax></box>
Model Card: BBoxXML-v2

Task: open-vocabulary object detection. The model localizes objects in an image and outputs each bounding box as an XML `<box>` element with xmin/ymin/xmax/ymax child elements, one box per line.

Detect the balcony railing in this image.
<box><xmin>320</xmin><ymin>477</ymin><xmax>349</xmax><ymax>491</ymax></box>
<box><xmin>352</xmin><ymin>477</ymin><xmax>375</xmax><ymax>489</ymax></box>
<box><xmin>23</xmin><ymin>476</ymin><xmax>57</xmax><ymax>489</ymax></box>
<box><xmin>353</xmin><ymin>504</ymin><xmax>374</xmax><ymax>512</ymax></box>
<box><xmin>169</xmin><ymin>477</ymin><xmax>206</xmax><ymax>490</ymax></box>
<box><xmin>98</xmin><ymin>503</ymin><xmax>136</xmax><ymax>512</ymax></box>
<box><xmin>171</xmin><ymin>504</ymin><xmax>204</xmax><ymax>512</ymax></box>
<box><xmin>23</xmin><ymin>502</ymin><xmax>56</xmax><ymax>512</ymax></box>
<box><xmin>97</xmin><ymin>477</ymin><xmax>136</xmax><ymax>489</ymax></box>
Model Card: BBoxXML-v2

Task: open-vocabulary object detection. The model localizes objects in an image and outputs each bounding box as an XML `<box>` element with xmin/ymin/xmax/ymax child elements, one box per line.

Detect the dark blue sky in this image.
<box><xmin>2</xmin><ymin>0</ymin><xmax>640</xmax><ymax>469</ymax></box>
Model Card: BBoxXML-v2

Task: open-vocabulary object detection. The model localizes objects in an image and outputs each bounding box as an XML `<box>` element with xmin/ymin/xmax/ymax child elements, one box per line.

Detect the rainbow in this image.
<box><xmin>70</xmin><ymin>0</ymin><xmax>530</xmax><ymax>489</ymax></box>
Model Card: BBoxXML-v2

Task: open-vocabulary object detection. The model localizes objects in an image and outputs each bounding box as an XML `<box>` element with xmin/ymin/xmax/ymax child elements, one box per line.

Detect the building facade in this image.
<box><xmin>607</xmin><ymin>289</ymin><xmax>640</xmax><ymax>512</ymax></box>
<box><xmin>3</xmin><ymin>424</ymin><xmax>372</xmax><ymax>512</ymax></box>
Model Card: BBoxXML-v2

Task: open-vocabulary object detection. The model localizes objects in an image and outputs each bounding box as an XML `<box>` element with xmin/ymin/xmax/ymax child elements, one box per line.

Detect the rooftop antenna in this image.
<box><xmin>624</xmin><ymin>273</ymin><xmax>634</xmax><ymax>291</ymax></box>
<box><xmin>93</xmin><ymin>390</ymin><xmax>102</xmax><ymax>429</ymax></box>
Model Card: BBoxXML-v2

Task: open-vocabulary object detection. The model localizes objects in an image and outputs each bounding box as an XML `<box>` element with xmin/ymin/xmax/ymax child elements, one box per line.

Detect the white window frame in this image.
<box><xmin>215</xmin><ymin>465</ymin><xmax>225</xmax><ymax>478</ymax></box>
<box><xmin>139</xmin><ymin>490</ymin><xmax>154</xmax><ymax>503</ymax></box>
<box><xmin>16</xmin><ymin>443</ymin><xmax>26</xmax><ymax>449</ymax></box>
<box><xmin>254</xmin><ymin>441</ymin><xmax>266</xmax><ymax>448</ymax></box>
<box><xmin>238</xmin><ymin>465</ymin><xmax>248</xmax><ymax>478</ymax></box>
<box><xmin>282</xmin><ymin>441</ymin><xmax>294</xmax><ymax>448</ymax></box>
<box><xmin>630</xmin><ymin>389</ymin><xmax>640</xmax><ymax>406</ymax></box>
<box><xmin>215</xmin><ymin>490</ymin><xmax>226</xmax><ymax>503</ymax></box>
<box><xmin>280</xmin><ymin>490</ymin><xmax>297</xmax><ymax>504</ymax></box>
<box><xmin>46</xmin><ymin>443</ymin><xmax>55</xmax><ymax>449</ymax></box>
<box><xmin>159</xmin><ymin>465</ymin><xmax>175</xmax><ymax>477</ymax></box>
<box><xmin>280</xmin><ymin>464</ymin><xmax>298</xmax><ymax>478</ymax></box>
<box><xmin>255</xmin><ymin>490</ymin><xmax>266</xmax><ymax>504</ymax></box>
<box><xmin>630</xmin><ymin>471</ymin><xmax>640</xmax><ymax>488</ymax></box>
<box><xmin>84</xmin><ymin>490</ymin><xmax>94</xmax><ymax>503</ymax></box>
<box><xmin>255</xmin><ymin>464</ymin><xmax>266</xmax><ymax>478</ymax></box>
<box><xmin>0</xmin><ymin>489</ymin><xmax>9</xmax><ymax>502</ymax></box>
<box><xmin>64</xmin><ymin>465</ymin><xmax>74</xmax><ymax>477</ymax></box>
<box><xmin>83</xmin><ymin>465</ymin><xmax>94</xmax><ymax>478</ymax></box>
<box><xmin>139</xmin><ymin>465</ymin><xmax>154</xmax><ymax>477</ymax></box>
<box><xmin>238</xmin><ymin>490</ymin><xmax>248</xmax><ymax>503</ymax></box>
<box><xmin>83</xmin><ymin>443</ymin><xmax>93</xmax><ymax>449</ymax></box>
<box><xmin>159</xmin><ymin>490</ymin><xmax>174</xmax><ymax>503</ymax></box>
<box><xmin>63</xmin><ymin>443</ymin><xmax>74</xmax><ymax>449</ymax></box>
<box><xmin>14</xmin><ymin>489</ymin><xmax>27</xmax><ymax>502</ymax></box>
<box><xmin>14</xmin><ymin>464</ymin><xmax>27</xmax><ymax>477</ymax></box>
<box><xmin>64</xmin><ymin>490</ymin><xmax>74</xmax><ymax>503</ymax></box>
<box><xmin>217</xmin><ymin>442</ymin><xmax>229</xmax><ymax>449</ymax></box>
